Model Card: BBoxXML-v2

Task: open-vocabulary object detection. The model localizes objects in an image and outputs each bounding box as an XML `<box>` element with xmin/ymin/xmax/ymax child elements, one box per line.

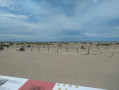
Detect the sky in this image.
<box><xmin>0</xmin><ymin>0</ymin><xmax>119</xmax><ymax>42</ymax></box>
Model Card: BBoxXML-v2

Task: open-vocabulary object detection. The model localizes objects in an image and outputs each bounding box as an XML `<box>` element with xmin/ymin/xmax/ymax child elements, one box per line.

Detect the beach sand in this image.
<box><xmin>0</xmin><ymin>43</ymin><xmax>119</xmax><ymax>90</ymax></box>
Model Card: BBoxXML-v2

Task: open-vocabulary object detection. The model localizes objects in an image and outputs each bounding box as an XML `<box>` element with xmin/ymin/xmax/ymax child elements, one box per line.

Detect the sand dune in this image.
<box><xmin>0</xmin><ymin>43</ymin><xmax>119</xmax><ymax>90</ymax></box>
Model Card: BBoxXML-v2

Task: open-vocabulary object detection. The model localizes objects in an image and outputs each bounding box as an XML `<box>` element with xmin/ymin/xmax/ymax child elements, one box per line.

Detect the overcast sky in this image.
<box><xmin>0</xmin><ymin>0</ymin><xmax>119</xmax><ymax>41</ymax></box>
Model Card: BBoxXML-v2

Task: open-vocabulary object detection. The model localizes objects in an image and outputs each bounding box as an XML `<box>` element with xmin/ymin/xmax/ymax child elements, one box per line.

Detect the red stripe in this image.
<box><xmin>19</xmin><ymin>79</ymin><xmax>56</xmax><ymax>90</ymax></box>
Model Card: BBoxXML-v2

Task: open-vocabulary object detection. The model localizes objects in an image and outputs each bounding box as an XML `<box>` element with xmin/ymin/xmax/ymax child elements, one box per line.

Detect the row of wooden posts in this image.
<box><xmin>4</xmin><ymin>45</ymin><xmax>117</xmax><ymax>56</ymax></box>
<box><xmin>30</xmin><ymin>47</ymin><xmax>90</xmax><ymax>54</ymax></box>
<box><xmin>29</xmin><ymin>46</ymin><xmax>114</xmax><ymax>55</ymax></box>
<box><xmin>4</xmin><ymin>46</ymin><xmax>115</xmax><ymax>56</ymax></box>
<box><xmin>7</xmin><ymin>45</ymin><xmax>104</xmax><ymax>55</ymax></box>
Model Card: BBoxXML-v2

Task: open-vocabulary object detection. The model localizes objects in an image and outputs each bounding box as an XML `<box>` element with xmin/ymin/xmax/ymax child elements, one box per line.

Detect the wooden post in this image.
<box><xmin>76</xmin><ymin>49</ymin><xmax>78</xmax><ymax>53</ymax></box>
<box><xmin>48</xmin><ymin>46</ymin><xmax>49</xmax><ymax>52</ymax></box>
<box><xmin>66</xmin><ymin>48</ymin><xmax>68</xmax><ymax>53</ymax></box>
<box><xmin>87</xmin><ymin>49</ymin><xmax>89</xmax><ymax>54</ymax></box>
<box><xmin>57</xmin><ymin>48</ymin><xmax>58</xmax><ymax>53</ymax></box>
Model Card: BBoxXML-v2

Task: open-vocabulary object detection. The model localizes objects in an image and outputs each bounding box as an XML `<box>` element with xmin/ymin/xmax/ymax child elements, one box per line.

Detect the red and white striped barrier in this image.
<box><xmin>0</xmin><ymin>75</ymin><xmax>107</xmax><ymax>90</ymax></box>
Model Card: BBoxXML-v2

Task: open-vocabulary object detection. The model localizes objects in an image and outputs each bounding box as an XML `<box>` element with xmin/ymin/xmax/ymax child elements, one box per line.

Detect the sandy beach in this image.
<box><xmin>0</xmin><ymin>43</ymin><xmax>119</xmax><ymax>90</ymax></box>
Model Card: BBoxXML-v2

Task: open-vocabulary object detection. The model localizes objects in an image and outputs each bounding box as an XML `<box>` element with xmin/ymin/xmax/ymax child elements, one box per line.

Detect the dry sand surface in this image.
<box><xmin>0</xmin><ymin>43</ymin><xmax>119</xmax><ymax>90</ymax></box>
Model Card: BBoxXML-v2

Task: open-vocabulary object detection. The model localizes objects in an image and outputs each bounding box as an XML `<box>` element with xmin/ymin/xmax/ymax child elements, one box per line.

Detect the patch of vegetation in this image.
<box><xmin>74</xmin><ymin>42</ymin><xmax>78</xmax><ymax>44</ymax></box>
<box><xmin>115</xmin><ymin>43</ymin><xmax>119</xmax><ymax>45</ymax></box>
<box><xmin>81</xmin><ymin>46</ymin><xmax>85</xmax><ymax>49</ymax></box>
<box><xmin>58</xmin><ymin>43</ymin><xmax>62</xmax><ymax>47</ymax></box>
<box><xmin>9</xmin><ymin>42</ymin><xmax>14</xmax><ymax>46</ymax></box>
<box><xmin>81</xmin><ymin>42</ymin><xmax>87</xmax><ymax>44</ymax></box>
<box><xmin>95</xmin><ymin>44</ymin><xmax>100</xmax><ymax>46</ymax></box>
<box><xmin>6</xmin><ymin>45</ymin><xmax>10</xmax><ymax>47</ymax></box>
<box><xmin>97</xmin><ymin>43</ymin><xmax>112</xmax><ymax>46</ymax></box>
<box><xmin>27</xmin><ymin>45</ymin><xmax>31</xmax><ymax>47</ymax></box>
<box><xmin>0</xmin><ymin>44</ymin><xmax>9</xmax><ymax>47</ymax></box>
<box><xmin>0</xmin><ymin>46</ymin><xmax>4</xmax><ymax>51</ymax></box>
<box><xmin>60</xmin><ymin>42</ymin><xmax>69</xmax><ymax>45</ymax></box>
<box><xmin>89</xmin><ymin>42</ymin><xmax>92</xmax><ymax>45</ymax></box>
<box><xmin>19</xmin><ymin>47</ymin><xmax>25</xmax><ymax>51</ymax></box>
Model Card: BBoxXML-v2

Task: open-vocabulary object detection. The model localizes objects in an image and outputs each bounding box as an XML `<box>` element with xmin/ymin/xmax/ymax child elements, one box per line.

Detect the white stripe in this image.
<box><xmin>0</xmin><ymin>75</ymin><xmax>28</xmax><ymax>90</ymax></box>
<box><xmin>53</xmin><ymin>83</ymin><xmax>107</xmax><ymax>90</ymax></box>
